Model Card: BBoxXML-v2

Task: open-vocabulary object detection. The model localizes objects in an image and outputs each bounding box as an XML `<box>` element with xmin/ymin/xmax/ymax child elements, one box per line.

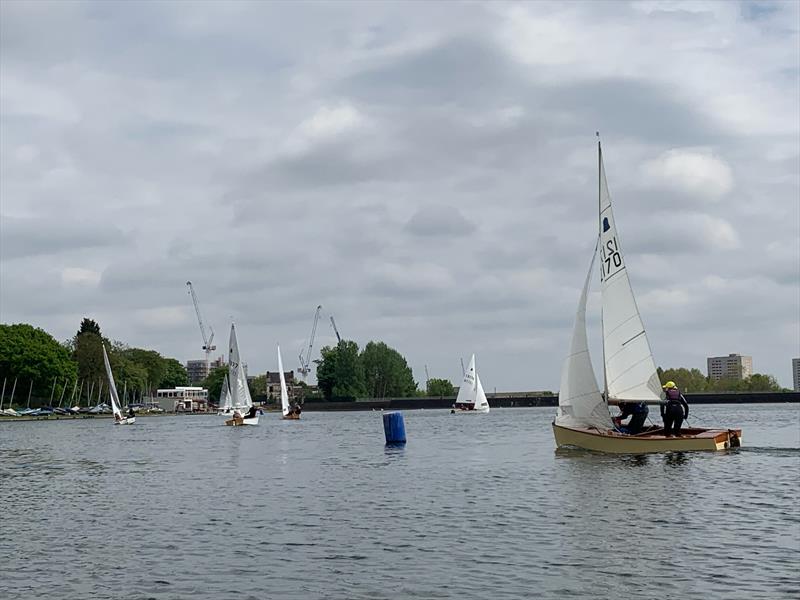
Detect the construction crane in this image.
<box><xmin>186</xmin><ymin>281</ymin><xmax>216</xmax><ymax>373</ymax></box>
<box><xmin>329</xmin><ymin>315</ymin><xmax>342</xmax><ymax>343</ymax></box>
<box><xmin>298</xmin><ymin>305</ymin><xmax>323</xmax><ymax>379</ymax></box>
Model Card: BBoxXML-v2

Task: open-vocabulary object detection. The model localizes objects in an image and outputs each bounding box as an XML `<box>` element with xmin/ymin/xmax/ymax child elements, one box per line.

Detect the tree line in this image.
<box><xmin>0</xmin><ymin>319</ymin><xmax>189</xmax><ymax>407</ymax></box>
<box><xmin>656</xmin><ymin>367</ymin><xmax>787</xmax><ymax>393</ymax></box>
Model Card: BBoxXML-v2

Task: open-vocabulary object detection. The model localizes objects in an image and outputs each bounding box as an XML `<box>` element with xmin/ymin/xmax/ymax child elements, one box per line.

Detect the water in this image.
<box><xmin>1</xmin><ymin>404</ymin><xmax>798</xmax><ymax>599</ymax></box>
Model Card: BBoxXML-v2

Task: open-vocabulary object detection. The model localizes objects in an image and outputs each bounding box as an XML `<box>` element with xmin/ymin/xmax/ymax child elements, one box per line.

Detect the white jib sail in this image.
<box><xmin>278</xmin><ymin>345</ymin><xmax>290</xmax><ymax>417</ymax></box>
<box><xmin>556</xmin><ymin>242</ymin><xmax>614</xmax><ymax>429</ymax></box>
<box><xmin>219</xmin><ymin>373</ymin><xmax>232</xmax><ymax>411</ymax></box>
<box><xmin>102</xmin><ymin>345</ymin><xmax>123</xmax><ymax>420</ymax></box>
<box><xmin>475</xmin><ymin>374</ymin><xmax>490</xmax><ymax>412</ymax></box>
<box><xmin>455</xmin><ymin>354</ymin><xmax>478</xmax><ymax>405</ymax></box>
<box><xmin>228</xmin><ymin>324</ymin><xmax>253</xmax><ymax>410</ymax></box>
<box><xmin>598</xmin><ymin>147</ymin><xmax>662</xmax><ymax>403</ymax></box>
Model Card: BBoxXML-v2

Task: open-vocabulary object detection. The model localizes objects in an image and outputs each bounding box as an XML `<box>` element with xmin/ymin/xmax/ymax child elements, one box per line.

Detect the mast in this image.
<box><xmin>597</xmin><ymin>132</ymin><xmax>610</xmax><ymax>403</ymax></box>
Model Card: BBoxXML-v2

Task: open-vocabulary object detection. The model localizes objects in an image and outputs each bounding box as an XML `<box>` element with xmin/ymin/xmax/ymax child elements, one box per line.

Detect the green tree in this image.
<box><xmin>72</xmin><ymin>329</ymin><xmax>105</xmax><ymax>389</ymax></box>
<box><xmin>77</xmin><ymin>318</ymin><xmax>102</xmax><ymax>336</ymax></box>
<box><xmin>315</xmin><ymin>341</ymin><xmax>366</xmax><ymax>401</ymax></box>
<box><xmin>0</xmin><ymin>323</ymin><xmax>78</xmax><ymax>403</ymax></box>
<box><xmin>658</xmin><ymin>367</ymin><xmax>710</xmax><ymax>392</ymax></box>
<box><xmin>360</xmin><ymin>341</ymin><xmax>417</xmax><ymax>398</ymax></box>
<box><xmin>121</xmin><ymin>347</ymin><xmax>167</xmax><ymax>389</ymax></box>
<box><xmin>427</xmin><ymin>377</ymin><xmax>455</xmax><ymax>397</ymax></box>
<box><xmin>160</xmin><ymin>358</ymin><xmax>189</xmax><ymax>388</ymax></box>
<box><xmin>202</xmin><ymin>366</ymin><xmax>230</xmax><ymax>403</ymax></box>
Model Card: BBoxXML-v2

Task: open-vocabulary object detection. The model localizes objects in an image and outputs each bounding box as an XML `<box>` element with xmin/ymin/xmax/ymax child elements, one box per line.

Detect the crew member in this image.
<box><xmin>661</xmin><ymin>381</ymin><xmax>689</xmax><ymax>436</ymax></box>
<box><xmin>615</xmin><ymin>401</ymin><xmax>648</xmax><ymax>434</ymax></box>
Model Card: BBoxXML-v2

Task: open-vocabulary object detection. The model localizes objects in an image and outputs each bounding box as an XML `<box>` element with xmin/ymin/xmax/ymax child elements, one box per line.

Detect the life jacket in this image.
<box><xmin>665</xmin><ymin>387</ymin><xmax>681</xmax><ymax>402</ymax></box>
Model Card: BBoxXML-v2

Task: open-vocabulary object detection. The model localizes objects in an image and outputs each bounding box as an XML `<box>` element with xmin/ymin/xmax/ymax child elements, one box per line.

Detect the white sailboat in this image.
<box><xmin>217</xmin><ymin>372</ymin><xmax>233</xmax><ymax>415</ymax></box>
<box><xmin>552</xmin><ymin>140</ymin><xmax>741</xmax><ymax>452</ymax></box>
<box><xmin>278</xmin><ymin>345</ymin><xmax>300</xmax><ymax>419</ymax></box>
<box><xmin>452</xmin><ymin>354</ymin><xmax>490</xmax><ymax>413</ymax></box>
<box><xmin>224</xmin><ymin>323</ymin><xmax>259</xmax><ymax>426</ymax></box>
<box><xmin>102</xmin><ymin>345</ymin><xmax>135</xmax><ymax>425</ymax></box>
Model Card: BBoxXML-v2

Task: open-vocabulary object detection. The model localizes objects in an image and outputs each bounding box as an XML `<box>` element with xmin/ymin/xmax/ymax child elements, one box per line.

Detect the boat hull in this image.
<box><xmin>552</xmin><ymin>422</ymin><xmax>742</xmax><ymax>453</ymax></box>
<box><xmin>282</xmin><ymin>413</ymin><xmax>301</xmax><ymax>420</ymax></box>
<box><xmin>224</xmin><ymin>416</ymin><xmax>259</xmax><ymax>426</ymax></box>
<box><xmin>114</xmin><ymin>417</ymin><xmax>135</xmax><ymax>425</ymax></box>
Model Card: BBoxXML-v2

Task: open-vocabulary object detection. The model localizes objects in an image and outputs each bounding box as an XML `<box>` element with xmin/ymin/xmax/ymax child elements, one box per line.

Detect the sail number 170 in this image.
<box><xmin>600</xmin><ymin>237</ymin><xmax>623</xmax><ymax>282</ymax></box>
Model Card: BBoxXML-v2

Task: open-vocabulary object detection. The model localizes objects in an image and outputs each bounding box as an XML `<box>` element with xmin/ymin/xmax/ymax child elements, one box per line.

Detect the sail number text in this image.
<box><xmin>600</xmin><ymin>236</ymin><xmax>623</xmax><ymax>282</ymax></box>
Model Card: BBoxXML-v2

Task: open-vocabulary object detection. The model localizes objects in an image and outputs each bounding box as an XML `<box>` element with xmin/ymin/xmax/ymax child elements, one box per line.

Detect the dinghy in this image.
<box><xmin>452</xmin><ymin>354</ymin><xmax>490</xmax><ymax>413</ymax></box>
<box><xmin>224</xmin><ymin>323</ymin><xmax>259</xmax><ymax>426</ymax></box>
<box><xmin>552</xmin><ymin>140</ymin><xmax>741</xmax><ymax>452</ymax></box>
<box><xmin>102</xmin><ymin>345</ymin><xmax>135</xmax><ymax>425</ymax></box>
<box><xmin>278</xmin><ymin>345</ymin><xmax>300</xmax><ymax>420</ymax></box>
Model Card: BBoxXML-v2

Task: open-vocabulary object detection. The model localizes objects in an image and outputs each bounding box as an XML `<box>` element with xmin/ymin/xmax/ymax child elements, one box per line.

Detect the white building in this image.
<box><xmin>157</xmin><ymin>386</ymin><xmax>209</xmax><ymax>412</ymax></box>
<box><xmin>707</xmin><ymin>354</ymin><xmax>753</xmax><ymax>381</ymax></box>
<box><xmin>793</xmin><ymin>358</ymin><xmax>800</xmax><ymax>392</ymax></box>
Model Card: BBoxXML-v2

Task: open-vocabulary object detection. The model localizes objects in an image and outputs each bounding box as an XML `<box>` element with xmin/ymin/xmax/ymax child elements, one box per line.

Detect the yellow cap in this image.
<box><xmin>663</xmin><ymin>381</ymin><xmax>676</xmax><ymax>389</ymax></box>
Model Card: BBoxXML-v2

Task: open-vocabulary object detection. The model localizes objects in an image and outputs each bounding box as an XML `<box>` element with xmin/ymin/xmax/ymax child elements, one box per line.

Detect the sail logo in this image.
<box><xmin>603</xmin><ymin>217</ymin><xmax>610</xmax><ymax>232</ymax></box>
<box><xmin>600</xmin><ymin>236</ymin><xmax>623</xmax><ymax>281</ymax></box>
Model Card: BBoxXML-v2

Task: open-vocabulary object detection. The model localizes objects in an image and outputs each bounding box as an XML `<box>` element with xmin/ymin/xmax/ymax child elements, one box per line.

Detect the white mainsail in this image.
<box><xmin>277</xmin><ymin>345</ymin><xmax>290</xmax><ymax>417</ymax></box>
<box><xmin>102</xmin><ymin>344</ymin><xmax>123</xmax><ymax>421</ymax></box>
<box><xmin>598</xmin><ymin>145</ymin><xmax>662</xmax><ymax>403</ymax></box>
<box><xmin>228</xmin><ymin>323</ymin><xmax>253</xmax><ymax>411</ymax></box>
<box><xmin>474</xmin><ymin>373</ymin><xmax>490</xmax><ymax>412</ymax></box>
<box><xmin>455</xmin><ymin>354</ymin><xmax>478</xmax><ymax>405</ymax></box>
<box><xmin>556</xmin><ymin>244</ymin><xmax>614</xmax><ymax>429</ymax></box>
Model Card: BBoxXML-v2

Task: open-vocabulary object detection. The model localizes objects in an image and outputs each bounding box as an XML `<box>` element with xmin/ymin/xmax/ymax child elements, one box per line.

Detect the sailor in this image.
<box><xmin>615</xmin><ymin>402</ymin><xmax>648</xmax><ymax>434</ymax></box>
<box><xmin>245</xmin><ymin>405</ymin><xmax>258</xmax><ymax>419</ymax></box>
<box><xmin>661</xmin><ymin>381</ymin><xmax>689</xmax><ymax>436</ymax></box>
<box><xmin>127</xmin><ymin>407</ymin><xmax>135</xmax><ymax>419</ymax></box>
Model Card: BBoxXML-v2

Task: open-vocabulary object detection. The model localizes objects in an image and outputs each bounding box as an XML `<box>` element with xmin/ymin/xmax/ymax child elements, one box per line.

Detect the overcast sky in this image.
<box><xmin>1</xmin><ymin>0</ymin><xmax>798</xmax><ymax>391</ymax></box>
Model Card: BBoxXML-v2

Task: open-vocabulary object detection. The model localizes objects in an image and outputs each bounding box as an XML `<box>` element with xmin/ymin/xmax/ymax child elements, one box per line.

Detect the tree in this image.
<box><xmin>161</xmin><ymin>358</ymin><xmax>189</xmax><ymax>388</ymax></box>
<box><xmin>202</xmin><ymin>366</ymin><xmax>230</xmax><ymax>403</ymax></box>
<box><xmin>315</xmin><ymin>341</ymin><xmax>366</xmax><ymax>401</ymax></box>
<box><xmin>427</xmin><ymin>378</ymin><xmax>455</xmax><ymax>397</ymax></box>
<box><xmin>360</xmin><ymin>341</ymin><xmax>417</xmax><ymax>398</ymax></box>
<box><xmin>657</xmin><ymin>367</ymin><xmax>710</xmax><ymax>392</ymax></box>
<box><xmin>0</xmin><ymin>323</ymin><xmax>78</xmax><ymax>403</ymax></box>
<box><xmin>121</xmin><ymin>347</ymin><xmax>167</xmax><ymax>389</ymax></box>
<box><xmin>77</xmin><ymin>318</ymin><xmax>102</xmax><ymax>337</ymax></box>
<box><xmin>72</xmin><ymin>329</ymin><xmax>105</xmax><ymax>389</ymax></box>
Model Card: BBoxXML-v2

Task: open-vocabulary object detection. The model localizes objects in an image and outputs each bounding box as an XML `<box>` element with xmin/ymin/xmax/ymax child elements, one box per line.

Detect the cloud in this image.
<box><xmin>1</xmin><ymin>1</ymin><xmax>797</xmax><ymax>389</ymax></box>
<box><xmin>404</xmin><ymin>205</ymin><xmax>476</xmax><ymax>238</ymax></box>
<box><xmin>641</xmin><ymin>148</ymin><xmax>734</xmax><ymax>200</ymax></box>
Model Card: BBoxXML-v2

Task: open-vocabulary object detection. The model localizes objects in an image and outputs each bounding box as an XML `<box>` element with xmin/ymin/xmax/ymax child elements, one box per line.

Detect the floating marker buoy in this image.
<box><xmin>383</xmin><ymin>411</ymin><xmax>406</xmax><ymax>445</ymax></box>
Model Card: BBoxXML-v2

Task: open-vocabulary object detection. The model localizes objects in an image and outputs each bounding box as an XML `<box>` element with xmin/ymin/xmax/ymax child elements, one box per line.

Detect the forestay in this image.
<box><xmin>556</xmin><ymin>245</ymin><xmax>614</xmax><ymax>429</ymax></box>
<box><xmin>598</xmin><ymin>148</ymin><xmax>662</xmax><ymax>403</ymax></box>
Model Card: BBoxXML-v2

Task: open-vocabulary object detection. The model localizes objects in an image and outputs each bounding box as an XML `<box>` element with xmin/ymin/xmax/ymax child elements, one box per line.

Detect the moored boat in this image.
<box><xmin>553</xmin><ymin>139</ymin><xmax>741</xmax><ymax>453</ymax></box>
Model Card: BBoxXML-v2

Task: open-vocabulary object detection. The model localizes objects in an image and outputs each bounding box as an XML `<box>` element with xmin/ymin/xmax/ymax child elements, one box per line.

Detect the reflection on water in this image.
<box><xmin>0</xmin><ymin>403</ymin><xmax>798</xmax><ymax>600</ymax></box>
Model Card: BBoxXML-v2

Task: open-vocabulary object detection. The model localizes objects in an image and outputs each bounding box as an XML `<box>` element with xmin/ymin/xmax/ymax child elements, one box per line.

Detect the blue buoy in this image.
<box><xmin>383</xmin><ymin>411</ymin><xmax>406</xmax><ymax>445</ymax></box>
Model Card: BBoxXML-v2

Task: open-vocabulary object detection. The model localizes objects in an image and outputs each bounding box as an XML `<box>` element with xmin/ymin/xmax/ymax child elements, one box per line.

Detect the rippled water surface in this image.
<box><xmin>1</xmin><ymin>404</ymin><xmax>798</xmax><ymax>599</ymax></box>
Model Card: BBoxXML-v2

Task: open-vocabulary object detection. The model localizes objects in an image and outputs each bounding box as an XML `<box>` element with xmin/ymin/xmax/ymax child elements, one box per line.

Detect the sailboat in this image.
<box><xmin>224</xmin><ymin>323</ymin><xmax>259</xmax><ymax>426</ymax></box>
<box><xmin>102</xmin><ymin>345</ymin><xmax>135</xmax><ymax>425</ymax></box>
<box><xmin>217</xmin><ymin>372</ymin><xmax>233</xmax><ymax>415</ymax></box>
<box><xmin>552</xmin><ymin>141</ymin><xmax>741</xmax><ymax>452</ymax></box>
<box><xmin>452</xmin><ymin>354</ymin><xmax>490</xmax><ymax>413</ymax></box>
<box><xmin>278</xmin><ymin>345</ymin><xmax>300</xmax><ymax>420</ymax></box>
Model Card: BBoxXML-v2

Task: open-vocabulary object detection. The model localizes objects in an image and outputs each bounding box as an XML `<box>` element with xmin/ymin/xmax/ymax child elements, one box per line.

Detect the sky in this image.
<box><xmin>1</xmin><ymin>0</ymin><xmax>798</xmax><ymax>391</ymax></box>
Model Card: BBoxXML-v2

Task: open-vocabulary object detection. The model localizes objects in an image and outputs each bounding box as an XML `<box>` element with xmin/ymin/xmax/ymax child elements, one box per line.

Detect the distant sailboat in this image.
<box><xmin>224</xmin><ymin>323</ymin><xmax>259</xmax><ymax>426</ymax></box>
<box><xmin>278</xmin><ymin>345</ymin><xmax>300</xmax><ymax>420</ymax></box>
<box><xmin>217</xmin><ymin>372</ymin><xmax>233</xmax><ymax>415</ymax></box>
<box><xmin>452</xmin><ymin>354</ymin><xmax>490</xmax><ymax>413</ymax></box>
<box><xmin>552</xmin><ymin>140</ymin><xmax>741</xmax><ymax>452</ymax></box>
<box><xmin>102</xmin><ymin>345</ymin><xmax>135</xmax><ymax>425</ymax></box>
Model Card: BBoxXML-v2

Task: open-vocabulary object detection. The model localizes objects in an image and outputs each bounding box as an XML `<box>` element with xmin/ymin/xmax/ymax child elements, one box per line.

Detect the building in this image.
<box><xmin>156</xmin><ymin>386</ymin><xmax>209</xmax><ymax>412</ymax></box>
<box><xmin>265</xmin><ymin>370</ymin><xmax>299</xmax><ymax>401</ymax></box>
<box><xmin>793</xmin><ymin>358</ymin><xmax>800</xmax><ymax>392</ymax></box>
<box><xmin>186</xmin><ymin>356</ymin><xmax>225</xmax><ymax>384</ymax></box>
<box><xmin>707</xmin><ymin>354</ymin><xmax>753</xmax><ymax>381</ymax></box>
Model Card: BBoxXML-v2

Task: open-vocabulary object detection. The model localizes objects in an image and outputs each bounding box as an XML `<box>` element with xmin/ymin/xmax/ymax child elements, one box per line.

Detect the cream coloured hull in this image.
<box><xmin>224</xmin><ymin>415</ymin><xmax>259</xmax><ymax>426</ymax></box>
<box><xmin>552</xmin><ymin>422</ymin><xmax>742</xmax><ymax>453</ymax></box>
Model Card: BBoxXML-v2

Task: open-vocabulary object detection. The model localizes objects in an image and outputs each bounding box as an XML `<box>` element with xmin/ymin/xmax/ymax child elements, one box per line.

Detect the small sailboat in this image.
<box><xmin>102</xmin><ymin>345</ymin><xmax>135</xmax><ymax>425</ymax></box>
<box><xmin>278</xmin><ymin>345</ymin><xmax>300</xmax><ymax>420</ymax></box>
<box><xmin>552</xmin><ymin>140</ymin><xmax>741</xmax><ymax>452</ymax></box>
<box><xmin>217</xmin><ymin>372</ymin><xmax>233</xmax><ymax>415</ymax></box>
<box><xmin>452</xmin><ymin>354</ymin><xmax>490</xmax><ymax>413</ymax></box>
<box><xmin>224</xmin><ymin>323</ymin><xmax>259</xmax><ymax>426</ymax></box>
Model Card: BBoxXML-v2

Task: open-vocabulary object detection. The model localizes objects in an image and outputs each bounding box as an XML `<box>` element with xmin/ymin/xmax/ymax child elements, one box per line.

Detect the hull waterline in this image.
<box><xmin>552</xmin><ymin>422</ymin><xmax>742</xmax><ymax>453</ymax></box>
